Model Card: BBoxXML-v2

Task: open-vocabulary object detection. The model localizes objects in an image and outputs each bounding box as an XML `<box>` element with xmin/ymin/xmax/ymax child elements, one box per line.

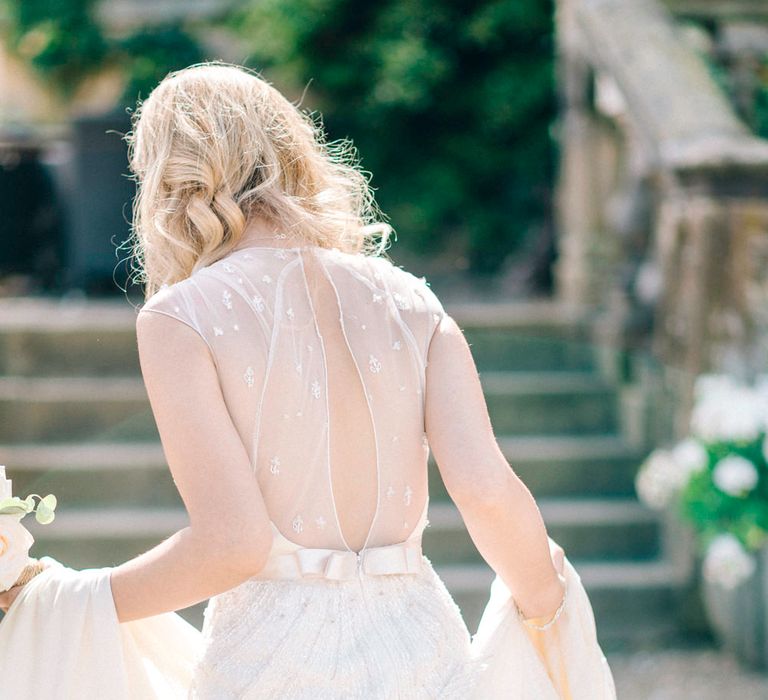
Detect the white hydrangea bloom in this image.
<box><xmin>702</xmin><ymin>533</ymin><xmax>756</xmax><ymax>589</ymax></box>
<box><xmin>712</xmin><ymin>455</ymin><xmax>759</xmax><ymax>497</ymax></box>
<box><xmin>671</xmin><ymin>438</ymin><xmax>708</xmax><ymax>477</ymax></box>
<box><xmin>690</xmin><ymin>378</ymin><xmax>766</xmax><ymax>443</ymax></box>
<box><xmin>635</xmin><ymin>448</ymin><xmax>689</xmax><ymax>509</ymax></box>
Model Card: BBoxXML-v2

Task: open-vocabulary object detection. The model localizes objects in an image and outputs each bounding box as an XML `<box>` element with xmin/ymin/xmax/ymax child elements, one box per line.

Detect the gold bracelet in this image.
<box><xmin>516</xmin><ymin>581</ymin><xmax>568</xmax><ymax>632</ymax></box>
<box><xmin>10</xmin><ymin>559</ymin><xmax>46</xmax><ymax>588</ymax></box>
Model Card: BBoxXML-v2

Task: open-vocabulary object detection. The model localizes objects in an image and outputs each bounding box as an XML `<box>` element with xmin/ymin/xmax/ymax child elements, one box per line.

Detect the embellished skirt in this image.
<box><xmin>188</xmin><ymin>555</ymin><xmax>485</xmax><ymax>699</ymax></box>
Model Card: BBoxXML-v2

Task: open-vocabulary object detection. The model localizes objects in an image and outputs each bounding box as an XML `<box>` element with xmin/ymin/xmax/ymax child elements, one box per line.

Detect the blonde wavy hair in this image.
<box><xmin>123</xmin><ymin>61</ymin><xmax>393</xmax><ymax>299</ymax></box>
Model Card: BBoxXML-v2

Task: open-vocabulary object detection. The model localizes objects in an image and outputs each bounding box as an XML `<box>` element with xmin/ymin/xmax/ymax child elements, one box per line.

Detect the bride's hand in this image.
<box><xmin>0</xmin><ymin>583</ymin><xmax>24</xmax><ymax>613</ymax></box>
<box><xmin>0</xmin><ymin>559</ymin><xmax>52</xmax><ymax>614</ymax></box>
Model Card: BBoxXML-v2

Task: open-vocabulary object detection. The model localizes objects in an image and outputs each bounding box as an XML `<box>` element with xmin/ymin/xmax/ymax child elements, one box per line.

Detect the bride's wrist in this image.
<box><xmin>515</xmin><ymin>575</ymin><xmax>567</xmax><ymax>630</ymax></box>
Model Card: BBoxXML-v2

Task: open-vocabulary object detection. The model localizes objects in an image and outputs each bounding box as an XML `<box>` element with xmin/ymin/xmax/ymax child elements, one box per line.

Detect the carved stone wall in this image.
<box><xmin>555</xmin><ymin>0</ymin><xmax>768</xmax><ymax>440</ymax></box>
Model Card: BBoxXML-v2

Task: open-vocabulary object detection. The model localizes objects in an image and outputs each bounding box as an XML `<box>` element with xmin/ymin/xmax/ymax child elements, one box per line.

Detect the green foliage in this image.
<box><xmin>1</xmin><ymin>0</ymin><xmax>108</xmax><ymax>99</ymax></box>
<box><xmin>677</xmin><ymin>438</ymin><xmax>768</xmax><ymax>554</ymax></box>
<box><xmin>113</xmin><ymin>25</ymin><xmax>205</xmax><ymax>107</ymax></box>
<box><xmin>0</xmin><ymin>493</ymin><xmax>57</xmax><ymax>524</ymax></box>
<box><xmin>756</xmin><ymin>55</ymin><xmax>768</xmax><ymax>140</ymax></box>
<box><xmin>0</xmin><ymin>0</ymin><xmax>204</xmax><ymax>108</ymax></box>
<box><xmin>223</xmin><ymin>0</ymin><xmax>557</xmax><ymax>272</ymax></box>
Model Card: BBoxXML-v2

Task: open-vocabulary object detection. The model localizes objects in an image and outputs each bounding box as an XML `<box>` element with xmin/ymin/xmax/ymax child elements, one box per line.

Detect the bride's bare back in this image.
<box><xmin>141</xmin><ymin>241</ymin><xmax>441</xmax><ymax>554</ymax></box>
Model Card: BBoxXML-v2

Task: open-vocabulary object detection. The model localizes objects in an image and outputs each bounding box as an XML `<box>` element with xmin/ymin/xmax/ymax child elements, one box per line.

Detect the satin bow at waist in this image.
<box><xmin>254</xmin><ymin>538</ymin><xmax>425</xmax><ymax>582</ymax></box>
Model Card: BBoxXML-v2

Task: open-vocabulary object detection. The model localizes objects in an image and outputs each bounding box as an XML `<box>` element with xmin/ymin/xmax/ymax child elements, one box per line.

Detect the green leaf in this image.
<box><xmin>0</xmin><ymin>496</ymin><xmax>31</xmax><ymax>515</ymax></box>
<box><xmin>35</xmin><ymin>504</ymin><xmax>55</xmax><ymax>525</ymax></box>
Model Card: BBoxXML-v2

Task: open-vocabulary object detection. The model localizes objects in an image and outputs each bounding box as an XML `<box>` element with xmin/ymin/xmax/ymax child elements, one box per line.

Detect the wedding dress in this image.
<box><xmin>0</xmin><ymin>242</ymin><xmax>616</xmax><ymax>698</ymax></box>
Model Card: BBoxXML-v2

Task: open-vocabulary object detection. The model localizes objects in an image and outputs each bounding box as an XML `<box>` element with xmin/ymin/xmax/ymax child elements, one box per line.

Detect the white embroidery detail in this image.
<box><xmin>295</xmin><ymin>363</ymin><xmax>302</xmax><ymax>375</ymax></box>
<box><xmin>252</xmin><ymin>295</ymin><xmax>265</xmax><ymax>312</ymax></box>
<box><xmin>243</xmin><ymin>253</ymin><xmax>254</xmax><ymax>260</ymax></box>
<box><xmin>238</xmin><ymin>277</ymin><xmax>243</xmax><ymax>284</ymax></box>
<box><xmin>392</xmin><ymin>435</ymin><xmax>399</xmax><ymax>443</ymax></box>
<box><xmin>262</xmin><ymin>274</ymin><xmax>272</xmax><ymax>284</ymax></box>
<box><xmin>306</xmin><ymin>344</ymin><xmax>313</xmax><ymax>352</ymax></box>
<box><xmin>315</xmin><ymin>516</ymin><xmax>327</xmax><ymax>529</ymax></box>
<box><xmin>174</xmin><ymin>305</ymin><xmax>181</xmax><ymax>313</ymax></box>
<box><xmin>244</xmin><ymin>366</ymin><xmax>254</xmax><ymax>387</ymax></box>
<box><xmin>372</xmin><ymin>293</ymin><xmax>383</xmax><ymax>304</ymax></box>
<box><xmin>393</xmin><ymin>292</ymin><xmax>410</xmax><ymax>310</ymax></box>
<box><xmin>311</xmin><ymin>380</ymin><xmax>321</xmax><ymax>399</ymax></box>
<box><xmin>223</xmin><ymin>262</ymin><xmax>235</xmax><ymax>273</ymax></box>
<box><xmin>433</xmin><ymin>313</ymin><xmax>441</xmax><ymax>324</ymax></box>
<box><xmin>274</xmin><ymin>249</ymin><xmax>288</xmax><ymax>260</ymax></box>
<box><xmin>222</xmin><ymin>289</ymin><xmax>233</xmax><ymax>309</ymax></box>
<box><xmin>404</xmin><ymin>485</ymin><xmax>413</xmax><ymax>506</ymax></box>
<box><xmin>292</xmin><ymin>515</ymin><xmax>304</xmax><ymax>533</ymax></box>
<box><xmin>386</xmin><ymin>486</ymin><xmax>395</xmax><ymax>498</ymax></box>
<box><xmin>213</xmin><ymin>326</ymin><xmax>224</xmax><ymax>336</ymax></box>
<box><xmin>286</xmin><ymin>307</ymin><xmax>295</xmax><ymax>320</ymax></box>
<box><xmin>233</xmin><ymin>324</ymin><xmax>239</xmax><ymax>331</ymax></box>
<box><xmin>399</xmin><ymin>385</ymin><xmax>406</xmax><ymax>392</ymax></box>
<box><xmin>361</xmin><ymin>324</ymin><xmax>367</xmax><ymax>330</ymax></box>
<box><xmin>368</xmin><ymin>355</ymin><xmax>382</xmax><ymax>373</ymax></box>
<box><xmin>270</xmin><ymin>456</ymin><xmax>281</xmax><ymax>475</ymax></box>
<box><xmin>392</xmin><ymin>340</ymin><xmax>402</xmax><ymax>351</ymax></box>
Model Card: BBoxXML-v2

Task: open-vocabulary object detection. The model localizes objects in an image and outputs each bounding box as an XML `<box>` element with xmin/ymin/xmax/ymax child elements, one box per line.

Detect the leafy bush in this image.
<box><xmin>222</xmin><ymin>0</ymin><xmax>558</xmax><ymax>273</ymax></box>
<box><xmin>0</xmin><ymin>0</ymin><xmax>204</xmax><ymax>108</ymax></box>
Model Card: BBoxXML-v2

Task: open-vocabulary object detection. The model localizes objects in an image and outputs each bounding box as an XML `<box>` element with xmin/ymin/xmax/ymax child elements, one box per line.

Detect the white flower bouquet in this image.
<box><xmin>635</xmin><ymin>373</ymin><xmax>768</xmax><ymax>589</ymax></box>
<box><xmin>0</xmin><ymin>465</ymin><xmax>57</xmax><ymax>593</ymax></box>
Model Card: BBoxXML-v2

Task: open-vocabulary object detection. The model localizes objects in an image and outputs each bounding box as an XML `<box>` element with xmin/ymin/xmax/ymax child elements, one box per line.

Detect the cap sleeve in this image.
<box><xmin>378</xmin><ymin>260</ymin><xmax>448</xmax><ymax>367</ymax></box>
<box><xmin>139</xmin><ymin>280</ymin><xmax>213</xmax><ymax>355</ymax></box>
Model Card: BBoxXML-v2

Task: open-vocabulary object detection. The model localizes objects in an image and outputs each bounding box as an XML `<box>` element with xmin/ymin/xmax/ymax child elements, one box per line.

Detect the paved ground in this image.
<box><xmin>608</xmin><ymin>646</ymin><xmax>768</xmax><ymax>699</ymax></box>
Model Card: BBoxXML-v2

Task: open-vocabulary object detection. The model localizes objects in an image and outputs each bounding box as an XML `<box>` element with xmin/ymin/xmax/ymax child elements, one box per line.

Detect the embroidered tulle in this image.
<box><xmin>141</xmin><ymin>243</ymin><xmax>440</xmax><ymax>555</ymax></box>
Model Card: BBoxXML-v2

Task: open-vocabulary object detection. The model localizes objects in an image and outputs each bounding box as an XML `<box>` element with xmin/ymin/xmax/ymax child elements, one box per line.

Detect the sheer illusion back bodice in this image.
<box><xmin>140</xmin><ymin>242</ymin><xmax>444</xmax><ymax>557</ymax></box>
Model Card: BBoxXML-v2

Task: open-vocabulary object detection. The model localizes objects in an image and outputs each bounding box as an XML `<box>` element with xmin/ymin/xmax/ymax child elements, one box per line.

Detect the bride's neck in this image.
<box><xmin>235</xmin><ymin>217</ymin><xmax>305</xmax><ymax>249</ymax></box>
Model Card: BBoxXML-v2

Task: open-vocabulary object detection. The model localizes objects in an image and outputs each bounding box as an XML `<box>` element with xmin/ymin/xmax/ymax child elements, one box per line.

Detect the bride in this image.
<box><xmin>0</xmin><ymin>61</ymin><xmax>616</xmax><ymax>698</ymax></box>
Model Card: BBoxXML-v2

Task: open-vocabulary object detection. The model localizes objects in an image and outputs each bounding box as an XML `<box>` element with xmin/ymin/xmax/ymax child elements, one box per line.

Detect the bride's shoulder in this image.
<box><xmin>360</xmin><ymin>254</ymin><xmax>445</xmax><ymax>319</ymax></box>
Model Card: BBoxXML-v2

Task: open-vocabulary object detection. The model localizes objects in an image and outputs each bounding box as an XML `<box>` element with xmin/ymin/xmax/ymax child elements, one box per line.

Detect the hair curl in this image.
<box><xmin>122</xmin><ymin>61</ymin><xmax>393</xmax><ymax>299</ymax></box>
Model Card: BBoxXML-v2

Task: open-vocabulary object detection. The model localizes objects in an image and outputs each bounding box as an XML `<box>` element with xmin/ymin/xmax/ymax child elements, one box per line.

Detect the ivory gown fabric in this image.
<box><xmin>0</xmin><ymin>243</ymin><xmax>616</xmax><ymax>698</ymax></box>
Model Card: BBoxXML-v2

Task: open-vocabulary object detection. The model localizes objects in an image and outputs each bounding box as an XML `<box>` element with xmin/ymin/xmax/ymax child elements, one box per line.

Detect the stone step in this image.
<box><xmin>448</xmin><ymin>301</ymin><xmax>593</xmax><ymax>373</ymax></box>
<box><xmin>436</xmin><ymin>559</ymin><xmax>690</xmax><ymax>652</ymax></box>
<box><xmin>0</xmin><ymin>371</ymin><xmax>624</xmax><ymax>444</ymax></box>
<box><xmin>1</xmin><ymin>442</ymin><xmax>180</xmax><ymax>508</ymax></box>
<box><xmin>0</xmin><ymin>299</ymin><xmax>593</xmax><ymax>377</ymax></box>
<box><xmin>423</xmin><ymin>500</ymin><xmax>661</xmax><ymax>563</ymax></box>
<box><xmin>481</xmin><ymin>372</ymin><xmax>619</xmax><ymax>435</ymax></box>
<box><xmin>0</xmin><ymin>377</ymin><xmax>155</xmax><ymax>443</ymax></box>
<box><xmin>0</xmin><ymin>298</ymin><xmax>140</xmax><ymax>377</ymax></box>
<box><xmin>461</xmin><ymin>328</ymin><xmax>595</xmax><ymax>373</ymax></box>
<box><xmin>430</xmin><ymin>435</ymin><xmax>645</xmax><ymax>500</ymax></box>
<box><xmin>2</xmin><ymin>432</ymin><xmax>646</xmax><ymax>507</ymax></box>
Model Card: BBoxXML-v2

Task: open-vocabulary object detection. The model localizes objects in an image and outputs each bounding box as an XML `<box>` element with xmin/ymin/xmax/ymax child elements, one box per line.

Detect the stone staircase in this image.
<box><xmin>0</xmin><ymin>298</ymin><xmax>691</xmax><ymax>650</ymax></box>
